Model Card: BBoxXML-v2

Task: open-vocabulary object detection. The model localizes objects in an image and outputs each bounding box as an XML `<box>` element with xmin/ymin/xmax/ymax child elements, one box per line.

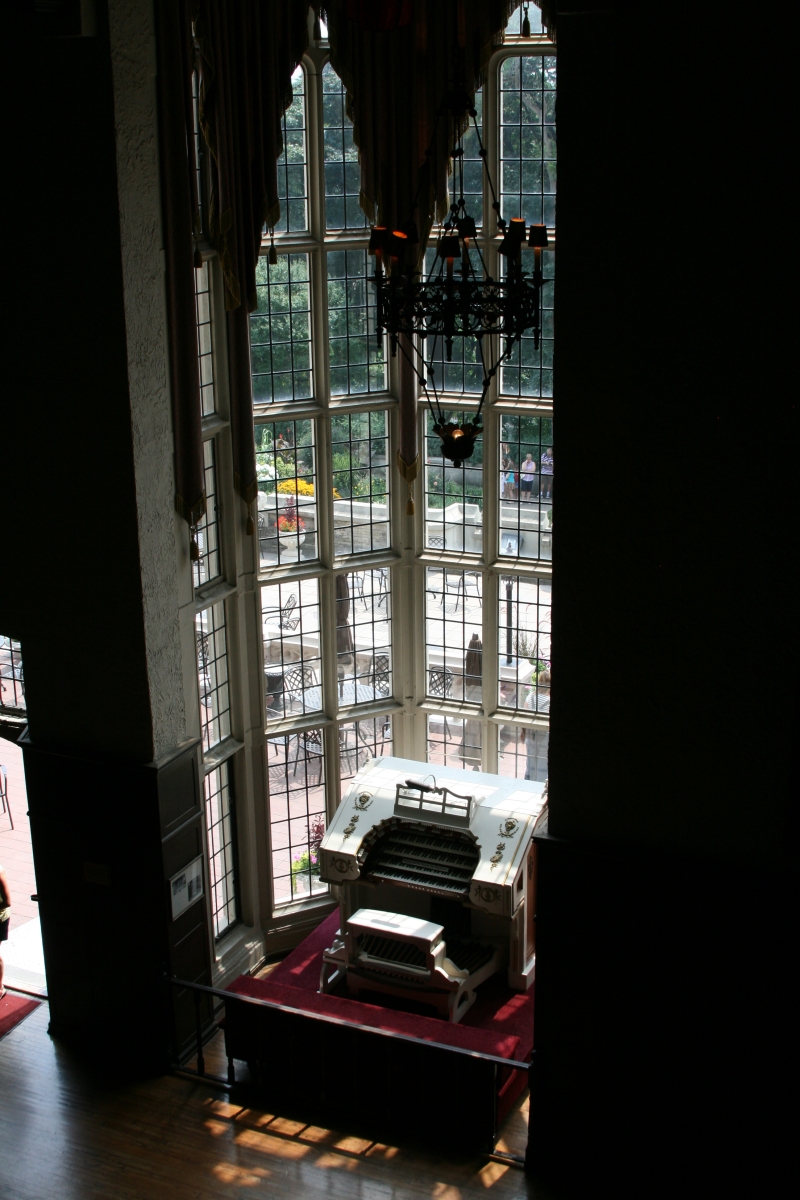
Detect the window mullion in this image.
<box><xmin>482</xmin><ymin>405</ymin><xmax>501</xmax><ymax>567</ymax></box>
<box><xmin>481</xmin><ymin>569</ymin><xmax>500</xmax><ymax>735</ymax></box>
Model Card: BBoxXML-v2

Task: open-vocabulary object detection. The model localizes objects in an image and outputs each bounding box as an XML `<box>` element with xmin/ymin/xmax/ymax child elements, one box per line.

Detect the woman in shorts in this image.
<box><xmin>520</xmin><ymin>453</ymin><xmax>537</xmax><ymax>500</ymax></box>
<box><xmin>504</xmin><ymin>458</ymin><xmax>518</xmax><ymax>501</ymax></box>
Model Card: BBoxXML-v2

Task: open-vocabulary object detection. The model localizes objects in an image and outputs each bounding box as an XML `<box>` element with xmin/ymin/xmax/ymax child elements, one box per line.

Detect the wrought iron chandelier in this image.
<box><xmin>369</xmin><ymin>85</ymin><xmax>550</xmax><ymax>467</ymax></box>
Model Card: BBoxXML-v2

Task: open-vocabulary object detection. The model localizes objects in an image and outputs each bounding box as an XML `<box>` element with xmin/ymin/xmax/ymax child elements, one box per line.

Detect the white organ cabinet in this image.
<box><xmin>318</xmin><ymin>757</ymin><xmax>547</xmax><ymax>1022</ymax></box>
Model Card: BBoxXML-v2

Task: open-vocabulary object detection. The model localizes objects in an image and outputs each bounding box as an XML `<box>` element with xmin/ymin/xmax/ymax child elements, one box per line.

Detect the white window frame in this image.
<box><xmin>183</xmin><ymin>14</ymin><xmax>556</xmax><ymax>958</ymax></box>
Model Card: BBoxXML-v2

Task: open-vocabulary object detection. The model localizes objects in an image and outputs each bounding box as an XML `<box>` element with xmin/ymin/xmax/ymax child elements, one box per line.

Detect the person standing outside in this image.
<box><xmin>0</xmin><ymin>864</ymin><xmax>10</xmax><ymax>999</ymax></box>
<box><xmin>504</xmin><ymin>457</ymin><xmax>518</xmax><ymax>502</ymax></box>
<box><xmin>520</xmin><ymin>453</ymin><xmax>537</xmax><ymax>501</ymax></box>
<box><xmin>540</xmin><ymin>446</ymin><xmax>554</xmax><ymax>500</ymax></box>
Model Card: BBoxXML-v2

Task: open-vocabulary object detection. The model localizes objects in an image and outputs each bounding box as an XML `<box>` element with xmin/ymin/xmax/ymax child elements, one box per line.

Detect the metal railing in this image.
<box><xmin>166</xmin><ymin>973</ymin><xmax>531</xmax><ymax>1167</ymax></box>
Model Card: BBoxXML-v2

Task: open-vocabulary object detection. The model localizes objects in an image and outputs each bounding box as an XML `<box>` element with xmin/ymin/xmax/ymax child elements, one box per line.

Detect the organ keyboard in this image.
<box><xmin>318</xmin><ymin>756</ymin><xmax>547</xmax><ymax>1022</ymax></box>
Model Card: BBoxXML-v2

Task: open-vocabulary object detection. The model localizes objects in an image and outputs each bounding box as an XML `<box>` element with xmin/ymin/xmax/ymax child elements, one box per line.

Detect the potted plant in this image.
<box><xmin>277</xmin><ymin>498</ymin><xmax>306</xmax><ymax>549</ymax></box>
<box><xmin>290</xmin><ymin>817</ymin><xmax>324</xmax><ymax>896</ymax></box>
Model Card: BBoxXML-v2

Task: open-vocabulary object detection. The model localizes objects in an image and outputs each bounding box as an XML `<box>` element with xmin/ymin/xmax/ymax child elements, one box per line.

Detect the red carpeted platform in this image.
<box><xmin>228</xmin><ymin>911</ymin><xmax>533</xmax><ymax>1122</ymax></box>
<box><xmin>0</xmin><ymin>990</ymin><xmax>41</xmax><ymax>1041</ymax></box>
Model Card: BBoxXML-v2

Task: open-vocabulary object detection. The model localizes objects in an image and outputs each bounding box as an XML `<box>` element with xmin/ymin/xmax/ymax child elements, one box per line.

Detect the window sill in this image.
<box><xmin>212</xmin><ymin>923</ymin><xmax>267</xmax><ymax>988</ymax></box>
<box><xmin>195</xmin><ymin>579</ymin><xmax>237</xmax><ymax>612</ymax></box>
<box><xmin>202</xmin><ymin>736</ymin><xmax>244</xmax><ymax>775</ymax></box>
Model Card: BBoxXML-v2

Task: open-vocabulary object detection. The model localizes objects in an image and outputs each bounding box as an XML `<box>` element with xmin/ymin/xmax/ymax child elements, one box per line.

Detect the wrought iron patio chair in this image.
<box><xmin>373</xmin><ymin>567</ymin><xmax>390</xmax><ymax>609</ymax></box>
<box><xmin>371</xmin><ymin>654</ymin><xmax>391</xmax><ymax>697</ymax></box>
<box><xmin>428</xmin><ymin>667</ymin><xmax>454</xmax><ymax>738</ymax></box>
<box><xmin>428</xmin><ymin>666</ymin><xmax>454</xmax><ymax>699</ymax></box>
<box><xmin>291</xmin><ymin>728</ymin><xmax>324</xmax><ymax>782</ymax></box>
<box><xmin>282</xmin><ymin>664</ymin><xmax>318</xmax><ymax>713</ymax></box>
<box><xmin>441</xmin><ymin>571</ymin><xmax>466</xmax><ymax>611</ymax></box>
<box><xmin>0</xmin><ymin>764</ymin><xmax>12</xmax><ymax>830</ymax></box>
<box><xmin>263</xmin><ymin>592</ymin><xmax>300</xmax><ymax>631</ymax></box>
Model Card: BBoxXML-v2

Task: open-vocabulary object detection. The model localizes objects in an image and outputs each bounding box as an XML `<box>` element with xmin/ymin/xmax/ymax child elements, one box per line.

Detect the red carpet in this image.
<box><xmin>229</xmin><ymin>911</ymin><xmax>533</xmax><ymax>1120</ymax></box>
<box><xmin>0</xmin><ymin>990</ymin><xmax>40</xmax><ymax>1040</ymax></box>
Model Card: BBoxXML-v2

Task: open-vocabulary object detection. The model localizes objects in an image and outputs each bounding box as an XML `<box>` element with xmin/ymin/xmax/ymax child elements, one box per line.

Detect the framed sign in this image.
<box><xmin>170</xmin><ymin>855</ymin><xmax>204</xmax><ymax>920</ymax></box>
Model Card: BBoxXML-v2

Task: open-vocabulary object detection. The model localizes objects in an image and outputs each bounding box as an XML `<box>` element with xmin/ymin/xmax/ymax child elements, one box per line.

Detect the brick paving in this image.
<box><xmin>0</xmin><ymin>736</ymin><xmax>38</xmax><ymax>928</ymax></box>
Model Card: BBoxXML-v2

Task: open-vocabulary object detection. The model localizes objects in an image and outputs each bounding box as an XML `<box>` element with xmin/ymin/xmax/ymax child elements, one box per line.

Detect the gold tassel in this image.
<box><xmin>396</xmin><ymin>452</ymin><xmax>420</xmax><ymax>516</ymax></box>
<box><xmin>245</xmin><ymin>501</ymin><xmax>255</xmax><ymax>536</ymax></box>
<box><xmin>190</xmin><ymin>525</ymin><xmax>200</xmax><ymax>561</ymax></box>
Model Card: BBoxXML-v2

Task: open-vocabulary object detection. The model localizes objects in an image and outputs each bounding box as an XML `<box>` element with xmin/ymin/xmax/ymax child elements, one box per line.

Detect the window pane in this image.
<box><xmin>425</xmin><ymin>410</ymin><xmax>484</xmax><ymax>553</ymax></box>
<box><xmin>498</xmin><ymin>575</ymin><xmax>551</xmax><ymax>711</ymax></box>
<box><xmin>267</xmin><ymin>732</ymin><xmax>328</xmax><ymax>907</ymax></box>
<box><xmin>205</xmin><ymin>761</ymin><xmax>239</xmax><ymax>938</ymax></box>
<box><xmin>336</xmin><ymin>569</ymin><xmax>391</xmax><ymax>706</ymax></box>
<box><xmin>499</xmin><ymin>413</ymin><xmax>554</xmax><ymax>561</ymax></box>
<box><xmin>326</xmin><ymin>249</ymin><xmax>386</xmax><ymax>395</ymax></box>
<box><xmin>427</xmin><ymin>714</ymin><xmax>482</xmax><ymax>771</ymax></box>
<box><xmin>322</xmin><ymin>64</ymin><xmax>368</xmax><ymax>231</ymax></box>
<box><xmin>0</xmin><ymin>636</ymin><xmax>25</xmax><ymax>712</ymax></box>
<box><xmin>194</xmin><ymin>438</ymin><xmax>221</xmax><ymax>588</ymax></box>
<box><xmin>499</xmin><ymin>248</ymin><xmax>554</xmax><ymax>398</ymax></box>
<box><xmin>498</xmin><ymin>723</ymin><xmax>549</xmax><ymax>781</ymax></box>
<box><xmin>262</xmin><ymin>579</ymin><xmax>322</xmax><ymax>718</ymax></box>
<box><xmin>421</xmin><ymin>246</ymin><xmax>485</xmax><ymax>395</ymax></box>
<box><xmin>339</xmin><ymin>714</ymin><xmax>393</xmax><ymax>787</ymax></box>
<box><xmin>331</xmin><ymin>411</ymin><xmax>390</xmax><ymax>555</ymax></box>
<box><xmin>255</xmin><ymin>420</ymin><xmax>318</xmax><ymax>567</ymax></box>
<box><xmin>274</xmin><ymin>67</ymin><xmax>308</xmax><ymax>234</ymax></box>
<box><xmin>425</xmin><ymin>567</ymin><xmax>483</xmax><ymax>703</ymax></box>
<box><xmin>194</xmin><ymin>260</ymin><xmax>216</xmax><ymax>417</ymax></box>
<box><xmin>196</xmin><ymin>602</ymin><xmax>231</xmax><ymax>752</ymax></box>
<box><xmin>461</xmin><ymin>87</ymin><xmax>484</xmax><ymax>227</ymax></box>
<box><xmin>251</xmin><ymin>254</ymin><xmax>313</xmax><ymax>404</ymax></box>
<box><xmin>500</xmin><ymin>54</ymin><xmax>556</xmax><ymax>228</ymax></box>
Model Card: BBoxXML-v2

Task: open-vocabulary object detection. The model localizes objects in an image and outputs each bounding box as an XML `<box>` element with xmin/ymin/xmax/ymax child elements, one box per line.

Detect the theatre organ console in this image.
<box><xmin>318</xmin><ymin>756</ymin><xmax>547</xmax><ymax>1022</ymax></box>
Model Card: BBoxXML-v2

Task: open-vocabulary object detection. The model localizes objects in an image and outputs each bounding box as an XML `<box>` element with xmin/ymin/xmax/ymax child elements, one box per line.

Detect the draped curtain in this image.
<box><xmin>155</xmin><ymin>0</ymin><xmax>205</xmax><ymax>527</ymax></box>
<box><xmin>156</xmin><ymin>0</ymin><xmax>310</xmax><ymax>533</ymax></box>
<box><xmin>321</xmin><ymin>0</ymin><xmax>518</xmax><ymax>486</ymax></box>
<box><xmin>156</xmin><ymin>0</ymin><xmax>555</xmax><ymax>531</ymax></box>
<box><xmin>322</xmin><ymin>0</ymin><xmax>519</xmax><ymax>259</ymax></box>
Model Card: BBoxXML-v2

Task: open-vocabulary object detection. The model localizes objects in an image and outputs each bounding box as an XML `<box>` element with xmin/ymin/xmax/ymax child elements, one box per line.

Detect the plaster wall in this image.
<box><xmin>107</xmin><ymin>0</ymin><xmax>187</xmax><ymax>762</ymax></box>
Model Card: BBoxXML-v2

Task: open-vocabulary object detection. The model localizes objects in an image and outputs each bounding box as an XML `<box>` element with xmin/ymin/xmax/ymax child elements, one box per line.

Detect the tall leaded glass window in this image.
<box><xmin>0</xmin><ymin>636</ymin><xmax>25</xmax><ymax>712</ymax></box>
<box><xmin>322</xmin><ymin>63</ymin><xmax>368</xmax><ymax>231</ymax></box>
<box><xmin>424</xmin><ymin>409</ymin><xmax>484</xmax><ymax>552</ymax></box>
<box><xmin>255</xmin><ymin>420</ymin><xmax>318</xmax><ymax>566</ymax></box>
<box><xmin>327</xmin><ymin>250</ymin><xmax>386</xmax><ymax>395</ymax></box>
<box><xmin>251</xmin><ymin>255</ymin><xmax>313</xmax><ymax>404</ymax></box>
<box><xmin>331</xmin><ymin>411</ymin><xmax>390</xmax><ymax>556</ymax></box>
<box><xmin>239</xmin><ymin>14</ymin><xmax>555</xmax><ymax>923</ymax></box>
<box><xmin>274</xmin><ymin>67</ymin><xmax>308</xmax><ymax>234</ymax></box>
<box><xmin>204</xmin><ymin>763</ymin><xmax>239</xmax><ymax>939</ymax></box>
<box><xmin>500</xmin><ymin>54</ymin><xmax>556</xmax><ymax>227</ymax></box>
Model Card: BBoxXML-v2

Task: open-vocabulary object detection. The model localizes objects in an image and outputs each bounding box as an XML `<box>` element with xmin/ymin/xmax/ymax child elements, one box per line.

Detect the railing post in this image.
<box><xmin>524</xmin><ymin>1050</ymin><xmax>536</xmax><ymax>1173</ymax></box>
<box><xmin>194</xmin><ymin>988</ymin><xmax>205</xmax><ymax>1076</ymax></box>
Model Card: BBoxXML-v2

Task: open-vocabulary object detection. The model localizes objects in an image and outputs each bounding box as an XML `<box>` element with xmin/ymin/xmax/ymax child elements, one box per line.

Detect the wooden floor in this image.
<box><xmin>0</xmin><ymin>997</ymin><xmax>558</xmax><ymax>1200</ymax></box>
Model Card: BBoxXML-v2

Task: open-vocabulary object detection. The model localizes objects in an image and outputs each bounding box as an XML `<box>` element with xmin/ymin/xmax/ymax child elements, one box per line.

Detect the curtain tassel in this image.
<box><xmin>245</xmin><ymin>501</ymin><xmax>255</xmax><ymax>536</ymax></box>
<box><xmin>268</xmin><ymin>228</ymin><xmax>278</xmax><ymax>265</ymax></box>
<box><xmin>190</xmin><ymin>524</ymin><xmax>200</xmax><ymax>561</ymax></box>
<box><xmin>396</xmin><ymin>452</ymin><xmax>420</xmax><ymax>516</ymax></box>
